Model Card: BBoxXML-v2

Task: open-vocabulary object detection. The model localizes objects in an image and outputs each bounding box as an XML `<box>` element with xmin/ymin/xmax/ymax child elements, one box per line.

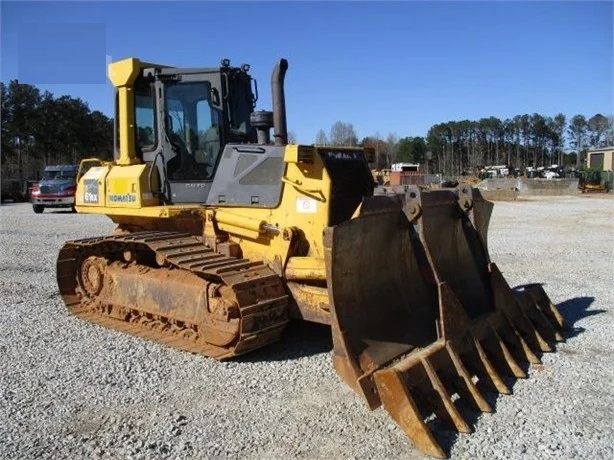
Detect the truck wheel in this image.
<box><xmin>33</xmin><ymin>204</ymin><xmax>44</xmax><ymax>214</ymax></box>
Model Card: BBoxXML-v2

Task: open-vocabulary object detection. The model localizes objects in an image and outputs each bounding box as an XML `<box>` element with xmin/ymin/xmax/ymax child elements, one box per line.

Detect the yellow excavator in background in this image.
<box><xmin>57</xmin><ymin>56</ymin><xmax>567</xmax><ymax>458</ymax></box>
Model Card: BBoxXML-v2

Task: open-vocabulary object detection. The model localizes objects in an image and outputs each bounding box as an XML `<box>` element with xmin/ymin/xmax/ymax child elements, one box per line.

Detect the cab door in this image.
<box><xmin>163</xmin><ymin>75</ymin><xmax>225</xmax><ymax>203</ymax></box>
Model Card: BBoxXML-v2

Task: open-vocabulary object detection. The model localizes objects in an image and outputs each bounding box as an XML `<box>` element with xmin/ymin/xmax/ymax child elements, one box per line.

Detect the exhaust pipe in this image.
<box><xmin>271</xmin><ymin>59</ymin><xmax>288</xmax><ymax>146</ymax></box>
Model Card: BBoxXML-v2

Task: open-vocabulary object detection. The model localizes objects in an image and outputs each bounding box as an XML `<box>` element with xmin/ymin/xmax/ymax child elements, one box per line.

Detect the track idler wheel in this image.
<box><xmin>78</xmin><ymin>256</ymin><xmax>106</xmax><ymax>299</ymax></box>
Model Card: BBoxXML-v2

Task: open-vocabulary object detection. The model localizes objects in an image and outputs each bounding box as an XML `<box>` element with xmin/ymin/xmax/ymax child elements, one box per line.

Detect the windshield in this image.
<box><xmin>165</xmin><ymin>80</ymin><xmax>223</xmax><ymax>181</ymax></box>
<box><xmin>43</xmin><ymin>170</ymin><xmax>76</xmax><ymax>180</ymax></box>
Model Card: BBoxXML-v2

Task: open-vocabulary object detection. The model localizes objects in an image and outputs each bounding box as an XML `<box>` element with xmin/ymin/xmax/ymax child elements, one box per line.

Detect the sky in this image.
<box><xmin>1</xmin><ymin>0</ymin><xmax>613</xmax><ymax>144</ymax></box>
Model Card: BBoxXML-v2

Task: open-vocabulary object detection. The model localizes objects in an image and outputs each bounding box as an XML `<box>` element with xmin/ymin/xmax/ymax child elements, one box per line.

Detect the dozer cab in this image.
<box><xmin>57</xmin><ymin>56</ymin><xmax>567</xmax><ymax>458</ymax></box>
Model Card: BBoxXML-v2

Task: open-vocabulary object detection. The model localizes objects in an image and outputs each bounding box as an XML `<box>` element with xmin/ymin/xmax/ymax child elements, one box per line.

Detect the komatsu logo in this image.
<box><xmin>108</xmin><ymin>194</ymin><xmax>137</xmax><ymax>203</ymax></box>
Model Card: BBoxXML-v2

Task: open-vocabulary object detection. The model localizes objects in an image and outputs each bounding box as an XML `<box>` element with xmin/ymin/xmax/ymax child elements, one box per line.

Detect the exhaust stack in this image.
<box><xmin>271</xmin><ymin>59</ymin><xmax>288</xmax><ymax>146</ymax></box>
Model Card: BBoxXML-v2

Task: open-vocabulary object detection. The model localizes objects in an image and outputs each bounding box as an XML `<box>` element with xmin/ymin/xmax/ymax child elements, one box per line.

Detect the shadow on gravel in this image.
<box><xmin>0</xmin><ymin>201</ymin><xmax>28</xmax><ymax>206</ymax></box>
<box><xmin>236</xmin><ymin>320</ymin><xmax>333</xmax><ymax>363</ymax></box>
<box><xmin>555</xmin><ymin>296</ymin><xmax>601</xmax><ymax>338</ymax></box>
<box><xmin>39</xmin><ymin>210</ymin><xmax>76</xmax><ymax>214</ymax></box>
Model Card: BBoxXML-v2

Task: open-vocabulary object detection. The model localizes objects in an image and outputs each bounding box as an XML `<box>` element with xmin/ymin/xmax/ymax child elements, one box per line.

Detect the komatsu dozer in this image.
<box><xmin>57</xmin><ymin>56</ymin><xmax>567</xmax><ymax>458</ymax></box>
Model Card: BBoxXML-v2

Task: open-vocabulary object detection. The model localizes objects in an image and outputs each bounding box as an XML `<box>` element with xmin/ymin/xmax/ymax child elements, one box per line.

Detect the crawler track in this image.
<box><xmin>56</xmin><ymin>231</ymin><xmax>290</xmax><ymax>359</ymax></box>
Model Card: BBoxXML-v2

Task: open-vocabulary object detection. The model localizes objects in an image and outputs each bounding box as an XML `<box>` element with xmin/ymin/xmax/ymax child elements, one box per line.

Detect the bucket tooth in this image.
<box><xmin>374</xmin><ymin>366</ymin><xmax>446</xmax><ymax>459</ymax></box>
<box><xmin>373</xmin><ymin>341</ymin><xmax>495</xmax><ymax>458</ymax></box>
<box><xmin>490</xmin><ymin>263</ymin><xmax>560</xmax><ymax>352</ymax></box>
<box><xmin>488</xmin><ymin>315</ymin><xmax>535</xmax><ymax>368</ymax></box>
<box><xmin>421</xmin><ymin>357</ymin><xmax>472</xmax><ymax>434</ymax></box>
<box><xmin>523</xmin><ymin>283</ymin><xmax>567</xmax><ymax>330</ymax></box>
<box><xmin>517</xmin><ymin>314</ymin><xmax>552</xmax><ymax>353</ymax></box>
<box><xmin>426</xmin><ymin>340</ymin><xmax>491</xmax><ymax>414</ymax></box>
<box><xmin>426</xmin><ymin>342</ymin><xmax>491</xmax><ymax>415</ymax></box>
<box><xmin>486</xmin><ymin>324</ymin><xmax>526</xmax><ymax>378</ymax></box>
<box><xmin>510</xmin><ymin>282</ymin><xmax>566</xmax><ymax>344</ymax></box>
<box><xmin>438</xmin><ymin>283</ymin><xmax>511</xmax><ymax>395</ymax></box>
<box><xmin>500</xmin><ymin>301</ymin><xmax>552</xmax><ymax>355</ymax></box>
<box><xmin>499</xmin><ymin>315</ymin><xmax>542</xmax><ymax>365</ymax></box>
<box><xmin>444</xmin><ymin>342</ymin><xmax>492</xmax><ymax>413</ymax></box>
<box><xmin>514</xmin><ymin>290</ymin><xmax>562</xmax><ymax>344</ymax></box>
<box><xmin>471</xmin><ymin>337</ymin><xmax>511</xmax><ymax>395</ymax></box>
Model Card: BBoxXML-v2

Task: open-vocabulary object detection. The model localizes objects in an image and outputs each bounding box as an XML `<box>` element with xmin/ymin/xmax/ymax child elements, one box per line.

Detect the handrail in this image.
<box><xmin>281</xmin><ymin>177</ymin><xmax>326</xmax><ymax>202</ymax></box>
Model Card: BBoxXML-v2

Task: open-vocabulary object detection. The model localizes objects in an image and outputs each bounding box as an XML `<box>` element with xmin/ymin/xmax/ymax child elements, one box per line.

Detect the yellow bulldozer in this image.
<box><xmin>57</xmin><ymin>56</ymin><xmax>567</xmax><ymax>458</ymax></box>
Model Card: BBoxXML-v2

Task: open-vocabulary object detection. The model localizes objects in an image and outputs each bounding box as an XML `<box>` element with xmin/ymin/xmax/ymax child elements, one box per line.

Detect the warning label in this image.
<box><xmin>296</xmin><ymin>197</ymin><xmax>317</xmax><ymax>213</ymax></box>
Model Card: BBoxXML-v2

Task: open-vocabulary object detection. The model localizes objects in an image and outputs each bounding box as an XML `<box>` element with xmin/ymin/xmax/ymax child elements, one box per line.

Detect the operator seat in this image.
<box><xmin>166</xmin><ymin>132</ymin><xmax>204</xmax><ymax>181</ymax></box>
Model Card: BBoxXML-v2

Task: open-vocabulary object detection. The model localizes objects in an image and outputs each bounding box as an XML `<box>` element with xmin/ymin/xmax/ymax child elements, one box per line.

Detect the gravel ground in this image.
<box><xmin>0</xmin><ymin>194</ymin><xmax>612</xmax><ymax>460</ymax></box>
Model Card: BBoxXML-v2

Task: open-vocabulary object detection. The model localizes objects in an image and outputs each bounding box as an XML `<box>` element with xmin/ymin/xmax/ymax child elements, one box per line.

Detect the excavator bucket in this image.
<box><xmin>324</xmin><ymin>185</ymin><xmax>566</xmax><ymax>458</ymax></box>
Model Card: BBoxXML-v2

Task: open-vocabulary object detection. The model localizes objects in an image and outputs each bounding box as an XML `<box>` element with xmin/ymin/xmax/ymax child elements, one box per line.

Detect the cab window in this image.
<box><xmin>134</xmin><ymin>82</ymin><xmax>157</xmax><ymax>153</ymax></box>
<box><xmin>165</xmin><ymin>81</ymin><xmax>222</xmax><ymax>181</ymax></box>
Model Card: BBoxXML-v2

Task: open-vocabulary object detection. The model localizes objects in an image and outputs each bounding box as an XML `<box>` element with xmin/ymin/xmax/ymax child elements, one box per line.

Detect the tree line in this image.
<box><xmin>315</xmin><ymin>115</ymin><xmax>613</xmax><ymax>176</ymax></box>
<box><xmin>2</xmin><ymin>80</ymin><xmax>612</xmax><ymax>182</ymax></box>
<box><xmin>1</xmin><ymin>80</ymin><xmax>114</xmax><ymax>181</ymax></box>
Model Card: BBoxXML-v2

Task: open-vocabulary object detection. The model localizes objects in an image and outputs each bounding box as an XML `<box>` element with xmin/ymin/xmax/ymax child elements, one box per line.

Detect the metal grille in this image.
<box><xmin>40</xmin><ymin>185</ymin><xmax>60</xmax><ymax>194</ymax></box>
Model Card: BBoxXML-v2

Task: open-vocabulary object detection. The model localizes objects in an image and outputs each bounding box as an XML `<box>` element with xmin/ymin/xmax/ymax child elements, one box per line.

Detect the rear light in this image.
<box><xmin>64</xmin><ymin>186</ymin><xmax>77</xmax><ymax>194</ymax></box>
<box><xmin>31</xmin><ymin>186</ymin><xmax>40</xmax><ymax>196</ymax></box>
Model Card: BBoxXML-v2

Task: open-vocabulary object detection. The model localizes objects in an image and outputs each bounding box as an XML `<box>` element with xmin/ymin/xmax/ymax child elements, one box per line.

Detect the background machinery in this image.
<box><xmin>578</xmin><ymin>169</ymin><xmax>611</xmax><ymax>193</ymax></box>
<box><xmin>56</xmin><ymin>56</ymin><xmax>567</xmax><ymax>458</ymax></box>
